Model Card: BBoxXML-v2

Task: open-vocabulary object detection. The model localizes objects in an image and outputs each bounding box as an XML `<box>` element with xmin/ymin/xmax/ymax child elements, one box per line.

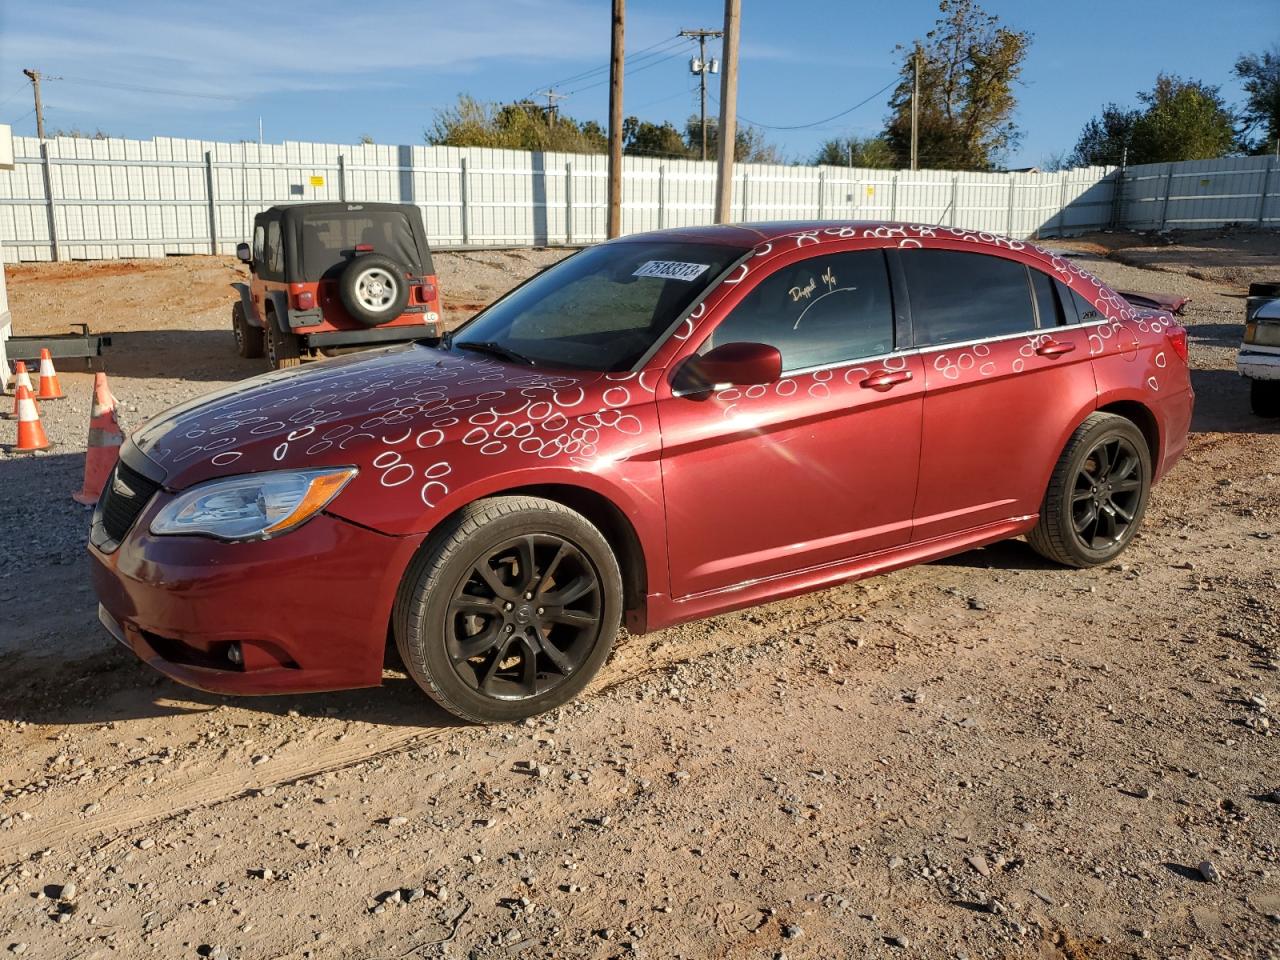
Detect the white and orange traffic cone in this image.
<box><xmin>72</xmin><ymin>373</ymin><xmax>124</xmax><ymax>504</ymax></box>
<box><xmin>11</xmin><ymin>383</ymin><xmax>50</xmax><ymax>452</ymax></box>
<box><xmin>36</xmin><ymin>349</ymin><xmax>64</xmax><ymax>400</ymax></box>
<box><xmin>9</xmin><ymin>361</ymin><xmax>36</xmax><ymax>418</ymax></box>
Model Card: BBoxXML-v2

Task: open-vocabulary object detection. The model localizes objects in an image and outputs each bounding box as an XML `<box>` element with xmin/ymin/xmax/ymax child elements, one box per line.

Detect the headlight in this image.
<box><xmin>149</xmin><ymin>467</ymin><xmax>357</xmax><ymax>541</ymax></box>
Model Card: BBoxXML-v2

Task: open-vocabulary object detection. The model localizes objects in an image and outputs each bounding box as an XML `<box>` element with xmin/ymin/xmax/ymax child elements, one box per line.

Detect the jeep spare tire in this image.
<box><xmin>339</xmin><ymin>254</ymin><xmax>410</xmax><ymax>326</ymax></box>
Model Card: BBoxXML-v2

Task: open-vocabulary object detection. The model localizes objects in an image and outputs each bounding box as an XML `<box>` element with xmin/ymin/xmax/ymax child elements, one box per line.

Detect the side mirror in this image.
<box><xmin>235</xmin><ymin>242</ymin><xmax>252</xmax><ymax>263</ymax></box>
<box><xmin>674</xmin><ymin>341</ymin><xmax>782</xmax><ymax>395</ymax></box>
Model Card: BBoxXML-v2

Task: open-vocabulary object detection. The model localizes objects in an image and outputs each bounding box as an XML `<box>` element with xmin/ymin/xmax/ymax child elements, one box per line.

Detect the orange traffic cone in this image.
<box><xmin>36</xmin><ymin>349</ymin><xmax>64</xmax><ymax>400</ymax></box>
<box><xmin>11</xmin><ymin>384</ymin><xmax>50</xmax><ymax>452</ymax></box>
<box><xmin>73</xmin><ymin>373</ymin><xmax>124</xmax><ymax>504</ymax></box>
<box><xmin>10</xmin><ymin>361</ymin><xmax>36</xmax><ymax>417</ymax></box>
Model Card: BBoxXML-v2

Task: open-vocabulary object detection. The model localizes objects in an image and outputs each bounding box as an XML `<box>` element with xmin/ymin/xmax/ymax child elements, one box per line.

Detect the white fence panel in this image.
<box><xmin>0</xmin><ymin>134</ymin><xmax>1275</xmax><ymax>263</ymax></box>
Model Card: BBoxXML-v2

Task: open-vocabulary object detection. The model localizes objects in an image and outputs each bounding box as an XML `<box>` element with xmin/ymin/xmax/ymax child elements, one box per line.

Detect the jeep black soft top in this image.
<box><xmin>255</xmin><ymin>202</ymin><xmax>435</xmax><ymax>283</ymax></box>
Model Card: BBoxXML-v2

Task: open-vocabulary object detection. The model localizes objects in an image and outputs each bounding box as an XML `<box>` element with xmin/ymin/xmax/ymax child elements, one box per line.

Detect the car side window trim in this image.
<box><xmin>1029</xmin><ymin>267</ymin><xmax>1077</xmax><ymax>329</ymax></box>
<box><xmin>885</xmin><ymin>249</ymin><xmax>913</xmax><ymax>351</ymax></box>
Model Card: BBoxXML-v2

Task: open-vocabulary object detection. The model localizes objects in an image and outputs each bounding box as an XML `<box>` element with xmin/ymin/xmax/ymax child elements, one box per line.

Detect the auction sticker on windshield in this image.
<box><xmin>633</xmin><ymin>260</ymin><xmax>711</xmax><ymax>282</ymax></box>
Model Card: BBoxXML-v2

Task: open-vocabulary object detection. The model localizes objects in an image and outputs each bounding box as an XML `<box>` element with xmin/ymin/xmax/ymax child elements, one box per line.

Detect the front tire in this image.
<box><xmin>1250</xmin><ymin>378</ymin><xmax>1280</xmax><ymax>418</ymax></box>
<box><xmin>265</xmin><ymin>315</ymin><xmax>302</xmax><ymax>370</ymax></box>
<box><xmin>1027</xmin><ymin>413</ymin><xmax>1152</xmax><ymax>568</ymax></box>
<box><xmin>394</xmin><ymin>496</ymin><xmax>622</xmax><ymax>724</ymax></box>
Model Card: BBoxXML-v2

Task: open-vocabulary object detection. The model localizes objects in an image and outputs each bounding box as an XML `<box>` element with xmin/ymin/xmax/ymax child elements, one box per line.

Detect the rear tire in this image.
<box><xmin>1250</xmin><ymin>378</ymin><xmax>1280</xmax><ymax>418</ymax></box>
<box><xmin>265</xmin><ymin>314</ymin><xmax>302</xmax><ymax>370</ymax></box>
<box><xmin>394</xmin><ymin>496</ymin><xmax>622</xmax><ymax>724</ymax></box>
<box><xmin>1027</xmin><ymin>412</ymin><xmax>1152</xmax><ymax>568</ymax></box>
<box><xmin>232</xmin><ymin>302</ymin><xmax>264</xmax><ymax>359</ymax></box>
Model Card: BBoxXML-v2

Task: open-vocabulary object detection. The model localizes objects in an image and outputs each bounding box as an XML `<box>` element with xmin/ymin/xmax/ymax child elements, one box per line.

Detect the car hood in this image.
<box><xmin>132</xmin><ymin>344</ymin><xmax>610</xmax><ymax>491</ymax></box>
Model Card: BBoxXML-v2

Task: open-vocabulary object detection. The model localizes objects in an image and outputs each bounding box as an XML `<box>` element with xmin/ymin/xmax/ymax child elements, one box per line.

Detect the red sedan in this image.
<box><xmin>90</xmin><ymin>222</ymin><xmax>1193</xmax><ymax>723</ymax></box>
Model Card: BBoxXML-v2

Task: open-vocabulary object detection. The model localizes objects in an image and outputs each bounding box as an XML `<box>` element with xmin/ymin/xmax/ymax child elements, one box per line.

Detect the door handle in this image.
<box><xmin>1035</xmin><ymin>339</ymin><xmax>1076</xmax><ymax>357</ymax></box>
<box><xmin>859</xmin><ymin>369</ymin><xmax>914</xmax><ymax>391</ymax></box>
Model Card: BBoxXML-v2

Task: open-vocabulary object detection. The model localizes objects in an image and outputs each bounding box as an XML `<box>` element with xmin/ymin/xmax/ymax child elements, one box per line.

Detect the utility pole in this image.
<box><xmin>681</xmin><ymin>29</ymin><xmax>723</xmax><ymax>161</ymax></box>
<box><xmin>22</xmin><ymin>69</ymin><xmax>46</xmax><ymax>140</ymax></box>
<box><xmin>606</xmin><ymin>0</ymin><xmax>625</xmax><ymax>238</ymax></box>
<box><xmin>713</xmin><ymin>0</ymin><xmax>740</xmax><ymax>223</ymax></box>
<box><xmin>909</xmin><ymin>44</ymin><xmax>920</xmax><ymax>171</ymax></box>
<box><xmin>535</xmin><ymin>89</ymin><xmax>568</xmax><ymax>127</ymax></box>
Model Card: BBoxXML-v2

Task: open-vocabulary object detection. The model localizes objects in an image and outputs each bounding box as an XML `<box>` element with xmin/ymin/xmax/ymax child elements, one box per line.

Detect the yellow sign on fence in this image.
<box><xmin>309</xmin><ymin>175</ymin><xmax>325</xmax><ymax>188</ymax></box>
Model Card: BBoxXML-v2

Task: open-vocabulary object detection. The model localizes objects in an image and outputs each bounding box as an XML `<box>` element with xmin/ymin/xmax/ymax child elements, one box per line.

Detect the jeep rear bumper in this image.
<box><xmin>303</xmin><ymin>324</ymin><xmax>441</xmax><ymax>349</ymax></box>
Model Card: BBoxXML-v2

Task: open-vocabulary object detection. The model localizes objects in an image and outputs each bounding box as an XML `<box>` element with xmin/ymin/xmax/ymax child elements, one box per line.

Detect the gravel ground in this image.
<box><xmin>0</xmin><ymin>232</ymin><xmax>1277</xmax><ymax>960</ymax></box>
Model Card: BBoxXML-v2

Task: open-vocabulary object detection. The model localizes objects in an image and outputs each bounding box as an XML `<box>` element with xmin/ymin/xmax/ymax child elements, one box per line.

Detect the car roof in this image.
<box><xmin>262</xmin><ymin>202</ymin><xmax>419</xmax><ymax>220</ymax></box>
<box><xmin>612</xmin><ymin>220</ymin><xmax>1042</xmax><ymax>252</ymax></box>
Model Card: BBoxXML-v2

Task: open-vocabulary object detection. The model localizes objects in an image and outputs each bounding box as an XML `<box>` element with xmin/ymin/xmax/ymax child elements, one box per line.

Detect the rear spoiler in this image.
<box><xmin>1117</xmin><ymin>290</ymin><xmax>1189</xmax><ymax>315</ymax></box>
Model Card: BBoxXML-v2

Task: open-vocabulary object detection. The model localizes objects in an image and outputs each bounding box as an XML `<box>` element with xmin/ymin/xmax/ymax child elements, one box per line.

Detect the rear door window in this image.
<box><xmin>299</xmin><ymin>211</ymin><xmax>421</xmax><ymax>280</ymax></box>
<box><xmin>264</xmin><ymin>219</ymin><xmax>284</xmax><ymax>280</ymax></box>
<box><xmin>1031</xmin><ymin>269</ymin><xmax>1066</xmax><ymax>327</ymax></box>
<box><xmin>901</xmin><ymin>250</ymin><xmax>1035</xmax><ymax>347</ymax></box>
<box><xmin>1061</xmin><ymin>283</ymin><xmax>1102</xmax><ymax>324</ymax></box>
<box><xmin>705</xmin><ymin>250</ymin><xmax>895</xmax><ymax>372</ymax></box>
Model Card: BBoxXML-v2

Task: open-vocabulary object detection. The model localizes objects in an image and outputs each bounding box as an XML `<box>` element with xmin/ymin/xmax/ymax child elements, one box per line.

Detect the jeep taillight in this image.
<box><xmin>1165</xmin><ymin>323</ymin><xmax>1188</xmax><ymax>364</ymax></box>
<box><xmin>416</xmin><ymin>282</ymin><xmax>437</xmax><ymax>304</ymax></box>
<box><xmin>293</xmin><ymin>290</ymin><xmax>315</xmax><ymax>310</ymax></box>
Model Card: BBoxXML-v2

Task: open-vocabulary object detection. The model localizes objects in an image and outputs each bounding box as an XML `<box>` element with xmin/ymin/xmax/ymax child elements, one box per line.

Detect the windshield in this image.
<box><xmin>451</xmin><ymin>241</ymin><xmax>746</xmax><ymax>371</ymax></box>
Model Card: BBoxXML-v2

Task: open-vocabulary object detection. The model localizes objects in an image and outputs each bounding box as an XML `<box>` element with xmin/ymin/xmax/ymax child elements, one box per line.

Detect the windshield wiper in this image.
<box><xmin>453</xmin><ymin>340</ymin><xmax>537</xmax><ymax>366</ymax></box>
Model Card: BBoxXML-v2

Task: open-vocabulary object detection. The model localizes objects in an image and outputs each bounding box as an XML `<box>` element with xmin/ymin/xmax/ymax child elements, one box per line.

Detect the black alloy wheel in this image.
<box><xmin>395</xmin><ymin>496</ymin><xmax>623</xmax><ymax>723</ymax></box>
<box><xmin>1028</xmin><ymin>412</ymin><xmax>1152</xmax><ymax>568</ymax></box>
<box><xmin>1070</xmin><ymin>435</ymin><xmax>1144</xmax><ymax>551</ymax></box>
<box><xmin>447</xmin><ymin>533</ymin><xmax>602</xmax><ymax>700</ymax></box>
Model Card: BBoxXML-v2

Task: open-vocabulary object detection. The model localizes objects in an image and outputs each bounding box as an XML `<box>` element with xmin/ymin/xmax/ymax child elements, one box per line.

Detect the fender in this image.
<box><xmin>230</xmin><ymin>282</ymin><xmax>261</xmax><ymax>327</ymax></box>
<box><xmin>330</xmin><ymin>460</ymin><xmax>671</xmax><ymax>604</ymax></box>
<box><xmin>1028</xmin><ymin>384</ymin><xmax>1162</xmax><ymax>509</ymax></box>
<box><xmin>264</xmin><ymin>290</ymin><xmax>292</xmax><ymax>331</ymax></box>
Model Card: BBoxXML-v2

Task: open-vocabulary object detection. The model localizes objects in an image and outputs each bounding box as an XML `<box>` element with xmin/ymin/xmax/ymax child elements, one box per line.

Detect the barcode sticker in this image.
<box><xmin>633</xmin><ymin>260</ymin><xmax>711</xmax><ymax>282</ymax></box>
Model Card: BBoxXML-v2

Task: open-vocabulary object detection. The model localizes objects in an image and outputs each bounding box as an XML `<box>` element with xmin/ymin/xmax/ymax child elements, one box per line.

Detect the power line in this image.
<box><xmin>523</xmin><ymin>34</ymin><xmax>685</xmax><ymax>102</ymax></box>
<box><xmin>0</xmin><ymin>87</ymin><xmax>28</xmax><ymax>112</ymax></box>
<box><xmin>716</xmin><ymin>75</ymin><xmax>900</xmax><ymax>132</ymax></box>
<box><xmin>563</xmin><ymin>43</ymin><xmax>694</xmax><ymax>97</ymax></box>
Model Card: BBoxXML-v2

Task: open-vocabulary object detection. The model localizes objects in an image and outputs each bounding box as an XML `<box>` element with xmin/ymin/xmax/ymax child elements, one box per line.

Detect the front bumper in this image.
<box><xmin>90</xmin><ymin>507</ymin><xmax>425</xmax><ymax>695</ymax></box>
<box><xmin>1238</xmin><ymin>349</ymin><xmax>1280</xmax><ymax>382</ymax></box>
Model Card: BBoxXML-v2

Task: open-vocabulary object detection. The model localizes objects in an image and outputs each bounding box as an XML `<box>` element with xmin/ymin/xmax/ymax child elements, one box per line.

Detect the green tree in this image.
<box><xmin>883</xmin><ymin>0</ymin><xmax>1031</xmax><ymax>170</ymax></box>
<box><xmin>1127</xmin><ymin>74</ymin><xmax>1236</xmax><ymax>163</ymax></box>
<box><xmin>622</xmin><ymin>117</ymin><xmax>691</xmax><ymax>159</ymax></box>
<box><xmin>426</xmin><ymin>94</ymin><xmax>607</xmax><ymax>153</ymax></box>
<box><xmin>682</xmin><ymin>116</ymin><xmax>782</xmax><ymax>163</ymax></box>
<box><xmin>1066</xmin><ymin>104</ymin><xmax>1140</xmax><ymax>167</ymax></box>
<box><xmin>1234</xmin><ymin>44</ymin><xmax>1280</xmax><ymax>155</ymax></box>
<box><xmin>51</xmin><ymin>128</ymin><xmax>110</xmax><ymax>139</ymax></box>
<box><xmin>811</xmin><ymin>135</ymin><xmax>895</xmax><ymax>167</ymax></box>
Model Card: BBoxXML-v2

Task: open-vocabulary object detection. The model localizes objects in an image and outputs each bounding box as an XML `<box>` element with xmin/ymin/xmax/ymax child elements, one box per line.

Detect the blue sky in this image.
<box><xmin>0</xmin><ymin>0</ymin><xmax>1273</xmax><ymax>167</ymax></box>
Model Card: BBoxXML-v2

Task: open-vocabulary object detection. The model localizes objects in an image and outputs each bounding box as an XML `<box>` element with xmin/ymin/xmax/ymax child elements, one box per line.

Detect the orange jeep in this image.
<box><xmin>233</xmin><ymin>202</ymin><xmax>443</xmax><ymax>369</ymax></box>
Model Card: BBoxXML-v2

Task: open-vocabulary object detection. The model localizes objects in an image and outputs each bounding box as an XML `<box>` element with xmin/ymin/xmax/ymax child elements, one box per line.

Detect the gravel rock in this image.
<box><xmin>1198</xmin><ymin>860</ymin><xmax>1222</xmax><ymax>883</ymax></box>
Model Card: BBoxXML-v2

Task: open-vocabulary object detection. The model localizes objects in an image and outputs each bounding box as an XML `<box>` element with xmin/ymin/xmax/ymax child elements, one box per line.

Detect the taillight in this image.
<box><xmin>293</xmin><ymin>290</ymin><xmax>315</xmax><ymax>310</ymax></box>
<box><xmin>415</xmin><ymin>282</ymin><xmax>437</xmax><ymax>304</ymax></box>
<box><xmin>354</xmin><ymin>243</ymin><xmax>374</xmax><ymax>253</ymax></box>
<box><xmin>1166</xmin><ymin>324</ymin><xmax>1188</xmax><ymax>364</ymax></box>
